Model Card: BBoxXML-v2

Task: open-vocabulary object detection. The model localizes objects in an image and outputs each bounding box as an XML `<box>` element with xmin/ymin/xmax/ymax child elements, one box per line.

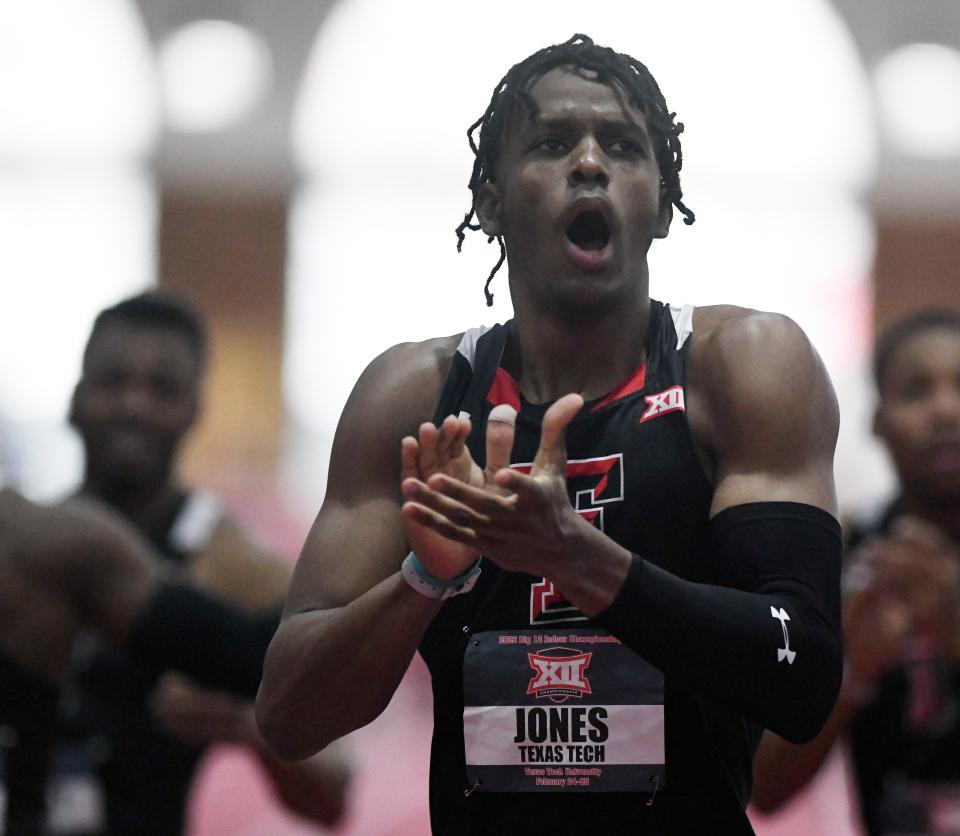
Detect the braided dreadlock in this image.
<box><xmin>456</xmin><ymin>33</ymin><xmax>695</xmax><ymax>306</ymax></box>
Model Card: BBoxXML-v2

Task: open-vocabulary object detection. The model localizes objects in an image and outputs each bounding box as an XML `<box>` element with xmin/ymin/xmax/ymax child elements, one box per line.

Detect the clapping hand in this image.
<box><xmin>401</xmin><ymin>394</ymin><xmax>587</xmax><ymax>580</ymax></box>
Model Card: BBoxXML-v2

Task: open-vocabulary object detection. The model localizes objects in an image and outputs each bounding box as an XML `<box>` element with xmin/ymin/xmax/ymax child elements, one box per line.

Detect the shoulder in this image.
<box><xmin>691</xmin><ymin>304</ymin><xmax>809</xmax><ymax>361</ymax></box>
<box><xmin>344</xmin><ymin>333</ymin><xmax>463</xmax><ymax>426</ymax></box>
<box><xmin>326</xmin><ymin>332</ymin><xmax>464</xmax><ymax>503</ymax></box>
<box><xmin>687</xmin><ymin>305</ymin><xmax>838</xmax><ymax>459</ymax></box>
<box><xmin>690</xmin><ymin>305</ymin><xmax>834</xmax><ymax>407</ymax></box>
<box><xmin>189</xmin><ymin>509</ymin><xmax>292</xmax><ymax>611</ymax></box>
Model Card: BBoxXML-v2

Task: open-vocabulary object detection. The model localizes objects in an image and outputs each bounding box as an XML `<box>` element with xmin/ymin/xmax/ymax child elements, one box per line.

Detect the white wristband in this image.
<box><xmin>401</xmin><ymin>552</ymin><xmax>482</xmax><ymax>600</ymax></box>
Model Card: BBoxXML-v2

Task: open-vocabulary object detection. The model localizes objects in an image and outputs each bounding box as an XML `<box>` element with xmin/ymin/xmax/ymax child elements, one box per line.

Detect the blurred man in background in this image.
<box><xmin>52</xmin><ymin>291</ymin><xmax>350</xmax><ymax>835</ymax></box>
<box><xmin>0</xmin><ymin>485</ymin><xmax>279</xmax><ymax>836</ymax></box>
<box><xmin>752</xmin><ymin>309</ymin><xmax>960</xmax><ymax>835</ymax></box>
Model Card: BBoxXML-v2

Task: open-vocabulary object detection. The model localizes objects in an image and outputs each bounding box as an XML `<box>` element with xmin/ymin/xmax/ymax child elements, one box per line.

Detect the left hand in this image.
<box><xmin>874</xmin><ymin>517</ymin><xmax>960</xmax><ymax>658</ymax></box>
<box><xmin>150</xmin><ymin>673</ymin><xmax>257</xmax><ymax>747</ymax></box>
<box><xmin>401</xmin><ymin>393</ymin><xmax>588</xmax><ymax>578</ymax></box>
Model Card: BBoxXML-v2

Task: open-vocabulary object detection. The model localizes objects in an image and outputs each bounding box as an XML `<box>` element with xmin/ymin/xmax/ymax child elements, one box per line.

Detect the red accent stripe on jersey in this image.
<box><xmin>589</xmin><ymin>362</ymin><xmax>647</xmax><ymax>412</ymax></box>
<box><xmin>487</xmin><ymin>367</ymin><xmax>521</xmax><ymax>411</ymax></box>
<box><xmin>565</xmin><ymin>459</ymin><xmax>618</xmax><ymax>478</ymax></box>
<box><xmin>566</xmin><ymin>458</ymin><xmax>617</xmax><ymax>500</ymax></box>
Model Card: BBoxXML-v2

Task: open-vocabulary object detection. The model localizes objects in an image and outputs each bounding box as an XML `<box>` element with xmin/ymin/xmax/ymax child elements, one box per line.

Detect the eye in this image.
<box><xmin>533</xmin><ymin>137</ymin><xmax>567</xmax><ymax>154</ymax></box>
<box><xmin>892</xmin><ymin>375</ymin><xmax>933</xmax><ymax>403</ymax></box>
<box><xmin>150</xmin><ymin>375</ymin><xmax>190</xmax><ymax>399</ymax></box>
<box><xmin>608</xmin><ymin>139</ymin><xmax>644</xmax><ymax>156</ymax></box>
<box><xmin>87</xmin><ymin>369</ymin><xmax>127</xmax><ymax>393</ymax></box>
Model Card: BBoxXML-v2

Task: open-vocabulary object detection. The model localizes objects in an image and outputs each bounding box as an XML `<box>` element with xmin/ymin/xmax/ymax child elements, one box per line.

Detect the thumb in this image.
<box><xmin>485</xmin><ymin>404</ymin><xmax>516</xmax><ymax>478</ymax></box>
<box><xmin>535</xmin><ymin>393</ymin><xmax>583</xmax><ymax>474</ymax></box>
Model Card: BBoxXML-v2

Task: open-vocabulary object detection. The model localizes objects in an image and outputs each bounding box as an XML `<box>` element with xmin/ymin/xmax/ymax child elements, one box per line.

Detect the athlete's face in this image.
<box><xmin>874</xmin><ymin>327</ymin><xmax>960</xmax><ymax>505</ymax></box>
<box><xmin>476</xmin><ymin>66</ymin><xmax>670</xmax><ymax>313</ymax></box>
<box><xmin>71</xmin><ymin>323</ymin><xmax>201</xmax><ymax>491</ymax></box>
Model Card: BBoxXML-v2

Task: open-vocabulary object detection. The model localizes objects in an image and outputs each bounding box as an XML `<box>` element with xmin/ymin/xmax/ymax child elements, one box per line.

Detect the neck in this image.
<box><xmin>898</xmin><ymin>493</ymin><xmax>960</xmax><ymax>544</ymax></box>
<box><xmin>506</xmin><ymin>286</ymin><xmax>651</xmax><ymax>403</ymax></box>
<box><xmin>78</xmin><ymin>474</ymin><xmax>181</xmax><ymax>535</ymax></box>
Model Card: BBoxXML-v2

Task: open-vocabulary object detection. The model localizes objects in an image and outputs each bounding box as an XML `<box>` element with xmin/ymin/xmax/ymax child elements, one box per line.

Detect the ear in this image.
<box><xmin>653</xmin><ymin>186</ymin><xmax>672</xmax><ymax>239</ymax></box>
<box><xmin>186</xmin><ymin>387</ymin><xmax>202</xmax><ymax>429</ymax></box>
<box><xmin>68</xmin><ymin>381</ymin><xmax>82</xmax><ymax>429</ymax></box>
<box><xmin>871</xmin><ymin>403</ymin><xmax>884</xmax><ymax>440</ymax></box>
<box><xmin>475</xmin><ymin>182</ymin><xmax>502</xmax><ymax>238</ymax></box>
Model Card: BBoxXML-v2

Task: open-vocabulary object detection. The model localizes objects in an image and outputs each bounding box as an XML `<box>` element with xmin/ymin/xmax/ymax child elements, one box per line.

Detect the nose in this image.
<box><xmin>116</xmin><ymin>382</ymin><xmax>158</xmax><ymax>422</ymax></box>
<box><xmin>932</xmin><ymin>382</ymin><xmax>960</xmax><ymax>427</ymax></box>
<box><xmin>568</xmin><ymin>138</ymin><xmax>609</xmax><ymax>188</ymax></box>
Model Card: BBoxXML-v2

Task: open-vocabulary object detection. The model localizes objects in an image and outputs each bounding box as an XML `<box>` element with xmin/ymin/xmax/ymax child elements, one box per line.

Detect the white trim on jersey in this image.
<box><xmin>669</xmin><ymin>303</ymin><xmax>695</xmax><ymax>350</ymax></box>
<box><xmin>168</xmin><ymin>489</ymin><xmax>224</xmax><ymax>554</ymax></box>
<box><xmin>456</xmin><ymin>324</ymin><xmax>494</xmax><ymax>371</ymax></box>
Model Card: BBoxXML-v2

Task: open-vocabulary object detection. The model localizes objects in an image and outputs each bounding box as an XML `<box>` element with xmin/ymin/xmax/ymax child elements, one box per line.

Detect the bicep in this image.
<box><xmin>280</xmin><ymin>337</ymin><xmax>456</xmax><ymax>616</ymax></box>
<box><xmin>693</xmin><ymin>312</ymin><xmax>839</xmax><ymax>517</ymax></box>
<box><xmin>284</xmin><ymin>495</ymin><xmax>408</xmax><ymax>614</ymax></box>
<box><xmin>711</xmin><ymin>460</ymin><xmax>836</xmax><ymax>518</ymax></box>
<box><xmin>60</xmin><ymin>502</ymin><xmax>161</xmax><ymax>639</ymax></box>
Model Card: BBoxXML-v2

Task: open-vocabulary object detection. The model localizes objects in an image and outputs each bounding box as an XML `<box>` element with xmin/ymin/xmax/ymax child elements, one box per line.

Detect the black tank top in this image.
<box><xmin>0</xmin><ymin>653</ymin><xmax>60</xmax><ymax>836</ymax></box>
<box><xmin>53</xmin><ymin>491</ymin><xmax>213</xmax><ymax>836</ymax></box>
<box><xmin>421</xmin><ymin>300</ymin><xmax>758</xmax><ymax>835</ymax></box>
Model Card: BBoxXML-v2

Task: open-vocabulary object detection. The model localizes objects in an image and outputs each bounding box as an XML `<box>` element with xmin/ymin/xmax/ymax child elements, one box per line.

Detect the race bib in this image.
<box><xmin>463</xmin><ymin>629</ymin><xmax>664</xmax><ymax>793</ymax></box>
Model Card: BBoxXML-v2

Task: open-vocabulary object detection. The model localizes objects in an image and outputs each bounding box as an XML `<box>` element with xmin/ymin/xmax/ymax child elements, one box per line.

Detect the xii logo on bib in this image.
<box><xmin>527</xmin><ymin>649</ymin><xmax>593</xmax><ymax>702</ymax></box>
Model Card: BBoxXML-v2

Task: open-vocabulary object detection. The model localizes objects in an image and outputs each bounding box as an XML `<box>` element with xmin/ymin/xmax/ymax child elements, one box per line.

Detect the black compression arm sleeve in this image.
<box><xmin>126</xmin><ymin>581</ymin><xmax>281</xmax><ymax>698</ymax></box>
<box><xmin>595</xmin><ymin>502</ymin><xmax>842</xmax><ymax>743</ymax></box>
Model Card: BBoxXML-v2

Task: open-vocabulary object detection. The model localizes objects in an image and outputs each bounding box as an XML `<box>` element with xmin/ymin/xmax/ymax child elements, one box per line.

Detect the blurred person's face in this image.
<box><xmin>70</xmin><ymin>323</ymin><xmax>201</xmax><ymax>491</ymax></box>
<box><xmin>874</xmin><ymin>327</ymin><xmax>960</xmax><ymax>506</ymax></box>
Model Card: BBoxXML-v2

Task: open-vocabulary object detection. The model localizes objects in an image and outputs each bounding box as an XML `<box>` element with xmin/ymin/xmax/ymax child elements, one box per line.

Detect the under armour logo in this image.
<box><xmin>770</xmin><ymin>606</ymin><xmax>797</xmax><ymax>664</ymax></box>
<box><xmin>639</xmin><ymin>385</ymin><xmax>685</xmax><ymax>423</ymax></box>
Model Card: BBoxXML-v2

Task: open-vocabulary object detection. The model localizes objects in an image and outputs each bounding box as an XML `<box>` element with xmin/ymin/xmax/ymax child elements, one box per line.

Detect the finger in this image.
<box><xmin>492</xmin><ymin>467</ymin><xmax>544</xmax><ymax>504</ymax></box>
<box><xmin>404</xmin><ymin>478</ymin><xmax>493</xmax><ymax>528</ymax></box>
<box><xmin>448</xmin><ymin>415</ymin><xmax>472</xmax><ymax>461</ymax></box>
<box><xmin>417</xmin><ymin>422</ymin><xmax>440</xmax><ymax>473</ymax></box>
<box><xmin>535</xmin><ymin>393</ymin><xmax>583</xmax><ymax>473</ymax></box>
<box><xmin>401</xmin><ymin>436</ymin><xmax>421</xmax><ymax>480</ymax></box>
<box><xmin>423</xmin><ymin>474</ymin><xmax>517</xmax><ymax>519</ymax></box>
<box><xmin>842</xmin><ymin>561</ymin><xmax>874</xmax><ymax>593</ymax></box>
<box><xmin>892</xmin><ymin>515</ymin><xmax>946</xmax><ymax>544</ymax></box>
<box><xmin>402</xmin><ymin>502</ymin><xmax>479</xmax><ymax>547</ymax></box>
<box><xmin>486</xmin><ymin>404</ymin><xmax>516</xmax><ymax>478</ymax></box>
<box><xmin>435</xmin><ymin>415</ymin><xmax>461</xmax><ymax>467</ymax></box>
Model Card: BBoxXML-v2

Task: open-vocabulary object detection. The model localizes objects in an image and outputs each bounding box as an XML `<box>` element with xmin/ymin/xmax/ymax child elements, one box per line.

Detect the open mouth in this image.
<box><xmin>565</xmin><ymin>211</ymin><xmax>610</xmax><ymax>251</ymax></box>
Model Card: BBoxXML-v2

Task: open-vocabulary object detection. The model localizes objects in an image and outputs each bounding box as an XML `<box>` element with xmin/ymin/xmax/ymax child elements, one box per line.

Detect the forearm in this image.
<box><xmin>126</xmin><ymin>582</ymin><xmax>275</xmax><ymax>697</ymax></box>
<box><xmin>597</xmin><ymin>556</ymin><xmax>840</xmax><ymax>741</ymax></box>
<box><xmin>751</xmin><ymin>688</ymin><xmax>860</xmax><ymax>812</ymax></box>
<box><xmin>252</xmin><ymin>735</ymin><xmax>352</xmax><ymax>826</ymax></box>
<box><xmin>560</xmin><ymin>503</ymin><xmax>842</xmax><ymax>743</ymax></box>
<box><xmin>256</xmin><ymin>571</ymin><xmax>442</xmax><ymax>760</ymax></box>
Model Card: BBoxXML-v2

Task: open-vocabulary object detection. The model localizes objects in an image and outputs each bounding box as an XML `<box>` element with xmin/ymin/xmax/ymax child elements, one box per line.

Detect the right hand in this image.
<box><xmin>400</xmin><ymin>408</ymin><xmax>515</xmax><ymax>579</ymax></box>
<box><xmin>841</xmin><ymin>538</ymin><xmax>913</xmax><ymax>687</ymax></box>
<box><xmin>150</xmin><ymin>673</ymin><xmax>257</xmax><ymax>747</ymax></box>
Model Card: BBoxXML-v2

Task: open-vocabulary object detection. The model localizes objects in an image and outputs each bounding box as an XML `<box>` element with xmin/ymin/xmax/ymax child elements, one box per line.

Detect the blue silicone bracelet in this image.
<box><xmin>409</xmin><ymin>552</ymin><xmax>482</xmax><ymax>588</ymax></box>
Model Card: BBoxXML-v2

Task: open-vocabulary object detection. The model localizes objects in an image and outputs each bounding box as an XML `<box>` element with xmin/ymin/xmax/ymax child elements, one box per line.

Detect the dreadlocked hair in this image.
<box><xmin>456</xmin><ymin>33</ymin><xmax>695</xmax><ymax>306</ymax></box>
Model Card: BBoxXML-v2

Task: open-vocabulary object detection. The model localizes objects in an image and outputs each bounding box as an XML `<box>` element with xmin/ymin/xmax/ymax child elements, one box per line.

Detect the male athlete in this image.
<box><xmin>56</xmin><ymin>291</ymin><xmax>349</xmax><ymax>835</ymax></box>
<box><xmin>257</xmin><ymin>34</ymin><xmax>843</xmax><ymax>834</ymax></box>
